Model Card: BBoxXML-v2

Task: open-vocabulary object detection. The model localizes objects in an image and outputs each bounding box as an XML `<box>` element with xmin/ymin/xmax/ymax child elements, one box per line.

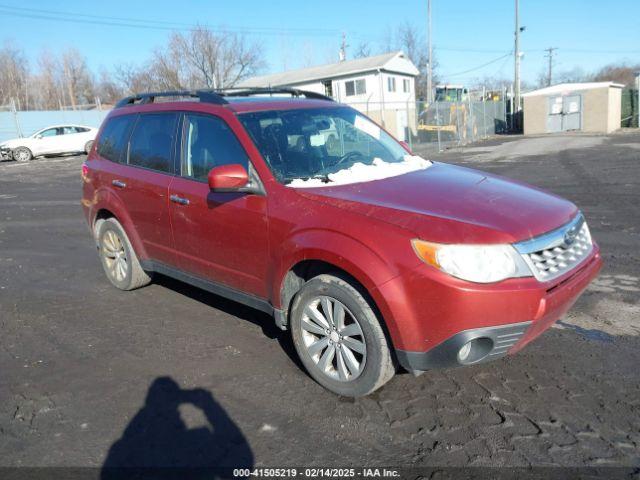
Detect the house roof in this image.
<box><xmin>522</xmin><ymin>81</ymin><xmax>625</xmax><ymax>97</ymax></box>
<box><xmin>238</xmin><ymin>51</ymin><xmax>419</xmax><ymax>88</ymax></box>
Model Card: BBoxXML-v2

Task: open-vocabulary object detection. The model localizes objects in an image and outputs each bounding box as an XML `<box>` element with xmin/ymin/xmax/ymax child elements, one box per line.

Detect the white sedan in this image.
<box><xmin>0</xmin><ymin>124</ymin><xmax>98</xmax><ymax>162</ymax></box>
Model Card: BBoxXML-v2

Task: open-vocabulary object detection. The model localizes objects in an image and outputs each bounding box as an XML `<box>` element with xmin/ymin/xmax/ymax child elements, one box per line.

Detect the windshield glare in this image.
<box><xmin>239</xmin><ymin>107</ymin><xmax>410</xmax><ymax>185</ymax></box>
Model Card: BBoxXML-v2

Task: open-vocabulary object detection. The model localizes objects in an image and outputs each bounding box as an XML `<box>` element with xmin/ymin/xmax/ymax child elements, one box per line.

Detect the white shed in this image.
<box><xmin>237</xmin><ymin>51</ymin><xmax>420</xmax><ymax>140</ymax></box>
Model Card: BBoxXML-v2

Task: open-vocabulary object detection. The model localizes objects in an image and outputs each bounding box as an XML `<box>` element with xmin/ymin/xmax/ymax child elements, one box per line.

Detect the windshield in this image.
<box><xmin>239</xmin><ymin>107</ymin><xmax>429</xmax><ymax>186</ymax></box>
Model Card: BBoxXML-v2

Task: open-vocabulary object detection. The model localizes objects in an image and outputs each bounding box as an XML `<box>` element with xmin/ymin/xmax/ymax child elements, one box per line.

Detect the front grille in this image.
<box><xmin>514</xmin><ymin>214</ymin><xmax>593</xmax><ymax>282</ymax></box>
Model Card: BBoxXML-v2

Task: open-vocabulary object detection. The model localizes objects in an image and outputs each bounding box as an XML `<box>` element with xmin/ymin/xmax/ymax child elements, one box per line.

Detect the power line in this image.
<box><xmin>0</xmin><ymin>4</ymin><xmax>341</xmax><ymax>37</ymax></box>
<box><xmin>442</xmin><ymin>53</ymin><xmax>512</xmax><ymax>78</ymax></box>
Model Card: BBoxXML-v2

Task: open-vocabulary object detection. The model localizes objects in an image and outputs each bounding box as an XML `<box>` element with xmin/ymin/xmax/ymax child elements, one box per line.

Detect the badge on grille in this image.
<box><xmin>564</xmin><ymin>226</ymin><xmax>579</xmax><ymax>245</ymax></box>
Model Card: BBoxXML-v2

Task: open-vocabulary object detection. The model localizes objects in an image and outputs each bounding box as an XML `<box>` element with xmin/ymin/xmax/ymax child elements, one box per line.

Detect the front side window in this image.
<box><xmin>181</xmin><ymin>114</ymin><xmax>249</xmax><ymax>182</ymax></box>
<box><xmin>128</xmin><ymin>113</ymin><xmax>177</xmax><ymax>173</ymax></box>
<box><xmin>97</xmin><ymin>115</ymin><xmax>136</xmax><ymax>163</ymax></box>
<box><xmin>39</xmin><ymin>128</ymin><xmax>59</xmax><ymax>137</ymax></box>
<box><xmin>239</xmin><ymin>107</ymin><xmax>429</xmax><ymax>187</ymax></box>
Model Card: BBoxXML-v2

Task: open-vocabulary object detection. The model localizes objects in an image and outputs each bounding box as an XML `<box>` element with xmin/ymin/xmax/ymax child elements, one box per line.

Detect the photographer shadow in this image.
<box><xmin>101</xmin><ymin>376</ymin><xmax>253</xmax><ymax>479</ymax></box>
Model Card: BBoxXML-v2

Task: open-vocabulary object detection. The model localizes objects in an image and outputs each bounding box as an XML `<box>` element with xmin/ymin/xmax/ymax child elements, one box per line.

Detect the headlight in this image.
<box><xmin>411</xmin><ymin>239</ymin><xmax>531</xmax><ymax>283</ymax></box>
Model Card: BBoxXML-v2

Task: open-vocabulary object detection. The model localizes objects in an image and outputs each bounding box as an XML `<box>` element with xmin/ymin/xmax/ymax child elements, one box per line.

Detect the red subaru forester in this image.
<box><xmin>82</xmin><ymin>89</ymin><xmax>602</xmax><ymax>397</ymax></box>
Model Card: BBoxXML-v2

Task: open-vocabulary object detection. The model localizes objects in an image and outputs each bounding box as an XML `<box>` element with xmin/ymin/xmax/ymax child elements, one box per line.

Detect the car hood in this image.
<box><xmin>0</xmin><ymin>138</ymin><xmax>26</xmax><ymax>148</ymax></box>
<box><xmin>294</xmin><ymin>162</ymin><xmax>578</xmax><ymax>244</ymax></box>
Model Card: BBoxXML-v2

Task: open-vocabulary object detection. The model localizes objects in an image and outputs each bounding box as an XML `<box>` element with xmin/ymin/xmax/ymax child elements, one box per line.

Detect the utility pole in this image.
<box><xmin>544</xmin><ymin>47</ymin><xmax>557</xmax><ymax>86</ymax></box>
<box><xmin>514</xmin><ymin>0</ymin><xmax>521</xmax><ymax>115</ymax></box>
<box><xmin>339</xmin><ymin>32</ymin><xmax>348</xmax><ymax>62</ymax></box>
<box><xmin>427</xmin><ymin>0</ymin><xmax>433</xmax><ymax>103</ymax></box>
<box><xmin>636</xmin><ymin>71</ymin><xmax>640</xmax><ymax>128</ymax></box>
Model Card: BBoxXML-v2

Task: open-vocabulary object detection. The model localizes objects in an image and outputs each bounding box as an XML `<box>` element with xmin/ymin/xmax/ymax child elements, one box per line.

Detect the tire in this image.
<box><xmin>97</xmin><ymin>218</ymin><xmax>151</xmax><ymax>291</ymax></box>
<box><xmin>84</xmin><ymin>140</ymin><xmax>94</xmax><ymax>154</ymax></box>
<box><xmin>12</xmin><ymin>147</ymin><xmax>32</xmax><ymax>162</ymax></box>
<box><xmin>290</xmin><ymin>274</ymin><xmax>395</xmax><ymax>397</ymax></box>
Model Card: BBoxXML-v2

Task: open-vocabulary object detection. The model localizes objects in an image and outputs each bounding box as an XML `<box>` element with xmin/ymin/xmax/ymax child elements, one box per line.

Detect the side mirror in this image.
<box><xmin>35</xmin><ymin>134</ymin><xmax>43</xmax><ymax>139</ymax></box>
<box><xmin>208</xmin><ymin>164</ymin><xmax>253</xmax><ymax>193</ymax></box>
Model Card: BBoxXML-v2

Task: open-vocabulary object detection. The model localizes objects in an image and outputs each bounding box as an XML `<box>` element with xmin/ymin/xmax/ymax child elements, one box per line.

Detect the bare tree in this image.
<box><xmin>95</xmin><ymin>68</ymin><xmax>124</xmax><ymax>106</ymax></box>
<box><xmin>352</xmin><ymin>42</ymin><xmax>372</xmax><ymax>59</ymax></box>
<box><xmin>33</xmin><ymin>51</ymin><xmax>63</xmax><ymax>109</ymax></box>
<box><xmin>592</xmin><ymin>63</ymin><xmax>640</xmax><ymax>86</ymax></box>
<box><xmin>61</xmin><ymin>48</ymin><xmax>95</xmax><ymax>108</ymax></box>
<box><xmin>146</xmin><ymin>27</ymin><xmax>264</xmax><ymax>90</ymax></box>
<box><xmin>0</xmin><ymin>42</ymin><xmax>29</xmax><ymax>108</ymax></box>
<box><xmin>386</xmin><ymin>23</ymin><xmax>438</xmax><ymax>100</ymax></box>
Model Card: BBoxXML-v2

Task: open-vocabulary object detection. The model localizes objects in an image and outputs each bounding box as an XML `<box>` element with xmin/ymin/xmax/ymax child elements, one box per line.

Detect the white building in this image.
<box><xmin>238</xmin><ymin>51</ymin><xmax>420</xmax><ymax>140</ymax></box>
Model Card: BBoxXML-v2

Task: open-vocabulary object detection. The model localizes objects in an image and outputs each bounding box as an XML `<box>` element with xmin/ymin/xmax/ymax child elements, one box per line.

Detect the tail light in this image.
<box><xmin>81</xmin><ymin>162</ymin><xmax>89</xmax><ymax>180</ymax></box>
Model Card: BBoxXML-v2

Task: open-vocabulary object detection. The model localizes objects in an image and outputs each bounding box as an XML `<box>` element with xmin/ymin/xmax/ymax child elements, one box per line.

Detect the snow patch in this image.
<box><xmin>287</xmin><ymin>155</ymin><xmax>432</xmax><ymax>188</ymax></box>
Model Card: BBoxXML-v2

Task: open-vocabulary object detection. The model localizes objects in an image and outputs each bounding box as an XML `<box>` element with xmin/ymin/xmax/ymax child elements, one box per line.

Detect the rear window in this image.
<box><xmin>128</xmin><ymin>113</ymin><xmax>177</xmax><ymax>173</ymax></box>
<box><xmin>97</xmin><ymin>115</ymin><xmax>136</xmax><ymax>163</ymax></box>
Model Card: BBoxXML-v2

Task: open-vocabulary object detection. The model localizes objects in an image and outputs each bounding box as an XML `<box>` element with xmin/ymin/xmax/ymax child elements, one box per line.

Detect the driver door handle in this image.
<box><xmin>112</xmin><ymin>179</ymin><xmax>126</xmax><ymax>188</ymax></box>
<box><xmin>170</xmin><ymin>194</ymin><xmax>190</xmax><ymax>206</ymax></box>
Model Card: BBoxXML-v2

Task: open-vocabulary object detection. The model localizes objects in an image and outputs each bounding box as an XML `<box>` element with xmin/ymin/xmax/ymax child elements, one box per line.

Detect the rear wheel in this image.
<box><xmin>97</xmin><ymin>218</ymin><xmax>151</xmax><ymax>291</ymax></box>
<box><xmin>290</xmin><ymin>274</ymin><xmax>395</xmax><ymax>397</ymax></box>
<box><xmin>13</xmin><ymin>147</ymin><xmax>32</xmax><ymax>162</ymax></box>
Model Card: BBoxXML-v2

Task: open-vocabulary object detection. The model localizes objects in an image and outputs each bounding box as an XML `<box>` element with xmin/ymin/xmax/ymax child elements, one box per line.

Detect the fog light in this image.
<box><xmin>458</xmin><ymin>342</ymin><xmax>472</xmax><ymax>362</ymax></box>
<box><xmin>457</xmin><ymin>337</ymin><xmax>493</xmax><ymax>365</ymax></box>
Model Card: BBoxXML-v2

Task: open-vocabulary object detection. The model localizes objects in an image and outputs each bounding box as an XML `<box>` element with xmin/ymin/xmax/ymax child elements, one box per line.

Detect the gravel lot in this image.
<box><xmin>0</xmin><ymin>132</ymin><xmax>639</xmax><ymax>474</ymax></box>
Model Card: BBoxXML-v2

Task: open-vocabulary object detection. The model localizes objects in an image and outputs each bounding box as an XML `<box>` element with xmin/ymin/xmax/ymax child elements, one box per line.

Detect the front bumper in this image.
<box><xmin>379</xmin><ymin>245</ymin><xmax>602</xmax><ymax>372</ymax></box>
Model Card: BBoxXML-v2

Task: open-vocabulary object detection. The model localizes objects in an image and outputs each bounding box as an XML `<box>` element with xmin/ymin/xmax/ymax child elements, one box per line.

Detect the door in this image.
<box><xmin>168</xmin><ymin>112</ymin><xmax>269</xmax><ymax>298</ymax></box>
<box><xmin>562</xmin><ymin>94</ymin><xmax>582</xmax><ymax>131</ymax></box>
<box><xmin>396</xmin><ymin>109</ymin><xmax>408</xmax><ymax>141</ymax></box>
<box><xmin>547</xmin><ymin>96</ymin><xmax>563</xmax><ymax>133</ymax></box>
<box><xmin>106</xmin><ymin>112</ymin><xmax>178</xmax><ymax>266</ymax></box>
<box><xmin>33</xmin><ymin>127</ymin><xmax>65</xmax><ymax>155</ymax></box>
<box><xmin>547</xmin><ymin>94</ymin><xmax>582</xmax><ymax>132</ymax></box>
<box><xmin>58</xmin><ymin>126</ymin><xmax>86</xmax><ymax>152</ymax></box>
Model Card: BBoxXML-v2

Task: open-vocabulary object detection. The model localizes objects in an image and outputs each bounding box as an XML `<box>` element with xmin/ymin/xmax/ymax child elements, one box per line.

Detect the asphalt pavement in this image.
<box><xmin>0</xmin><ymin>133</ymin><xmax>639</xmax><ymax>474</ymax></box>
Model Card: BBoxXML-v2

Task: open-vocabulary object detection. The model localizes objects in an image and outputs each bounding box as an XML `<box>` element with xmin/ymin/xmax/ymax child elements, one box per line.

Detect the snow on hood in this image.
<box><xmin>287</xmin><ymin>155</ymin><xmax>432</xmax><ymax>188</ymax></box>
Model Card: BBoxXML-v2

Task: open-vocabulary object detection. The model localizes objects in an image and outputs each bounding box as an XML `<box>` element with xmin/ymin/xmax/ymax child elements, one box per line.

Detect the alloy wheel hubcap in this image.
<box><xmin>300</xmin><ymin>296</ymin><xmax>366</xmax><ymax>382</ymax></box>
<box><xmin>102</xmin><ymin>230</ymin><xmax>128</xmax><ymax>282</ymax></box>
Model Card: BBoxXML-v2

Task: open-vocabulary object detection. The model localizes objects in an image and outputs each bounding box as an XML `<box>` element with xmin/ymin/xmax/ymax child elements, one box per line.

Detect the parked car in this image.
<box><xmin>81</xmin><ymin>88</ymin><xmax>602</xmax><ymax>397</ymax></box>
<box><xmin>0</xmin><ymin>124</ymin><xmax>97</xmax><ymax>161</ymax></box>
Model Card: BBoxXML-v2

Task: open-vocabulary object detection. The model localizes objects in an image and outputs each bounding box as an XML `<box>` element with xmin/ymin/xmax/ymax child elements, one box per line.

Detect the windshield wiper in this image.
<box><xmin>285</xmin><ymin>173</ymin><xmax>332</xmax><ymax>185</ymax></box>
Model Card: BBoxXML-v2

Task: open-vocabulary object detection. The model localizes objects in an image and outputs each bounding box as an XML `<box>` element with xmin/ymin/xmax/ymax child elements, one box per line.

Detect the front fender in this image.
<box><xmin>270</xmin><ymin>228</ymin><xmax>408</xmax><ymax>346</ymax></box>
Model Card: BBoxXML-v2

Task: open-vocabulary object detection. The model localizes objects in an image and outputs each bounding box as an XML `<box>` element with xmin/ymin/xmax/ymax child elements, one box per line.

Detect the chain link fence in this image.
<box><xmin>346</xmin><ymin>97</ymin><xmax>508</xmax><ymax>156</ymax></box>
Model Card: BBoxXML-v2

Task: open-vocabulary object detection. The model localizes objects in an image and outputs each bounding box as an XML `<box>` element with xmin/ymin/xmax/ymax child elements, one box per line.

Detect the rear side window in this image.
<box><xmin>97</xmin><ymin>115</ymin><xmax>136</xmax><ymax>163</ymax></box>
<box><xmin>181</xmin><ymin>114</ymin><xmax>249</xmax><ymax>182</ymax></box>
<box><xmin>128</xmin><ymin>113</ymin><xmax>177</xmax><ymax>173</ymax></box>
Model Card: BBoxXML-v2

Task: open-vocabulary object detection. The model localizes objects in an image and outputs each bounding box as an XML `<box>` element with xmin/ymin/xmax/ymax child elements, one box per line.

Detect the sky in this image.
<box><xmin>1</xmin><ymin>0</ymin><xmax>639</xmax><ymax>86</ymax></box>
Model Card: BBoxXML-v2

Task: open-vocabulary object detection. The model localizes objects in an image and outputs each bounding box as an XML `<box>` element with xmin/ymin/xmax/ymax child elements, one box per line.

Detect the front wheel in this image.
<box><xmin>290</xmin><ymin>274</ymin><xmax>395</xmax><ymax>397</ymax></box>
<box><xmin>12</xmin><ymin>147</ymin><xmax>32</xmax><ymax>162</ymax></box>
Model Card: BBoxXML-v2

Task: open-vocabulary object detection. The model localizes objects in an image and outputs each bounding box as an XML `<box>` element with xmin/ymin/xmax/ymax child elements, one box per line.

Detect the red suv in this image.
<box><xmin>82</xmin><ymin>89</ymin><xmax>602</xmax><ymax>397</ymax></box>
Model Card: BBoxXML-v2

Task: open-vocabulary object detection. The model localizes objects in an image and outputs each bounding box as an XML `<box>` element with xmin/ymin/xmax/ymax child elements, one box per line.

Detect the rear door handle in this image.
<box><xmin>112</xmin><ymin>179</ymin><xmax>126</xmax><ymax>188</ymax></box>
<box><xmin>170</xmin><ymin>194</ymin><xmax>190</xmax><ymax>206</ymax></box>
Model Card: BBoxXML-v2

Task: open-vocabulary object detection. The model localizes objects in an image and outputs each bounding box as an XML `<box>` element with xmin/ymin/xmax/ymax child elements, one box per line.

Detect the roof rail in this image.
<box><xmin>115</xmin><ymin>90</ymin><xmax>228</xmax><ymax>108</ymax></box>
<box><xmin>114</xmin><ymin>87</ymin><xmax>335</xmax><ymax>109</ymax></box>
<box><xmin>222</xmin><ymin>87</ymin><xmax>335</xmax><ymax>102</ymax></box>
